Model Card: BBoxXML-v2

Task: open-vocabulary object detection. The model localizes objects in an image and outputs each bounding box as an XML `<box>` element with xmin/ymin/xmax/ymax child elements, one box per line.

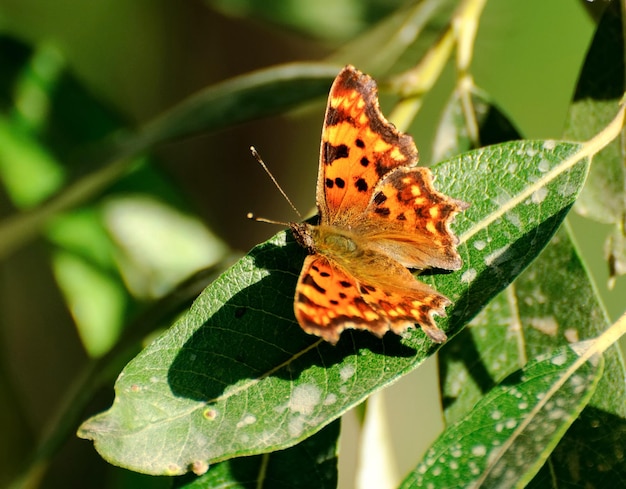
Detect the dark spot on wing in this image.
<box><xmin>355</xmin><ymin>178</ymin><xmax>368</xmax><ymax>192</ymax></box>
<box><xmin>298</xmin><ymin>293</ymin><xmax>315</xmax><ymax>306</ymax></box>
<box><xmin>373</xmin><ymin>192</ymin><xmax>387</xmax><ymax>205</ymax></box>
<box><xmin>303</xmin><ymin>274</ymin><xmax>326</xmax><ymax>294</ymax></box>
<box><xmin>323</xmin><ymin>142</ymin><xmax>349</xmax><ymax>163</ymax></box>
<box><xmin>374</xmin><ymin>159</ymin><xmax>388</xmax><ymax>177</ymax></box>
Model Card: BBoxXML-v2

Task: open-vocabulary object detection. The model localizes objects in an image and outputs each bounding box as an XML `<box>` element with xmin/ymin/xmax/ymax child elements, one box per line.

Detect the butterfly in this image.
<box><xmin>290</xmin><ymin>65</ymin><xmax>467</xmax><ymax>344</ymax></box>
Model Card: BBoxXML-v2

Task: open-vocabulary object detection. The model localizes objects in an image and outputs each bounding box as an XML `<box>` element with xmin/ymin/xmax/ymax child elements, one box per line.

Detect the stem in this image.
<box><xmin>388</xmin><ymin>0</ymin><xmax>488</xmax><ymax>135</ymax></box>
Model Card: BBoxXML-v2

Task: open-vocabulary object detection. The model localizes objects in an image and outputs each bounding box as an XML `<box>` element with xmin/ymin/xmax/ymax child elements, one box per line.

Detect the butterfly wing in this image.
<box><xmin>361</xmin><ymin>166</ymin><xmax>469</xmax><ymax>271</ymax></box>
<box><xmin>294</xmin><ymin>253</ymin><xmax>450</xmax><ymax>344</ymax></box>
<box><xmin>317</xmin><ymin>66</ymin><xmax>418</xmax><ymax>226</ymax></box>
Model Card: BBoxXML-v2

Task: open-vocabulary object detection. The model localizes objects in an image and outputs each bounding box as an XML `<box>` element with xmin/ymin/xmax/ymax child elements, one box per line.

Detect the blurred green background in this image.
<box><xmin>0</xmin><ymin>0</ymin><xmax>624</xmax><ymax>488</ymax></box>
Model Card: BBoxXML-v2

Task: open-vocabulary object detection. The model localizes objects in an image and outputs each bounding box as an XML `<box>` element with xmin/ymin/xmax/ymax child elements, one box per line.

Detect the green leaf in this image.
<box><xmin>440</xmin><ymin>223</ymin><xmax>626</xmax><ymax>486</ymax></box>
<box><xmin>565</xmin><ymin>2</ymin><xmax>624</xmax><ymax>224</ymax></box>
<box><xmin>123</xmin><ymin>62</ymin><xmax>341</xmax><ymax>152</ymax></box>
<box><xmin>400</xmin><ymin>344</ymin><xmax>603</xmax><ymax>488</ymax></box>
<box><xmin>438</xmin><ymin>290</ymin><xmax>520</xmax><ymax>425</ymax></box>
<box><xmin>77</xmin><ymin>139</ymin><xmax>590</xmax><ymax>475</ymax></box>
<box><xmin>523</xmin><ymin>231</ymin><xmax>626</xmax><ymax>486</ymax></box>
<box><xmin>173</xmin><ymin>420</ymin><xmax>339</xmax><ymax>488</ymax></box>
<box><xmin>441</xmin><ymin>223</ymin><xmax>622</xmax><ymax>422</ymax></box>
<box><xmin>563</xmin><ymin>2</ymin><xmax>626</xmax><ymax>284</ymax></box>
<box><xmin>431</xmin><ymin>87</ymin><xmax>521</xmax><ymax>165</ymax></box>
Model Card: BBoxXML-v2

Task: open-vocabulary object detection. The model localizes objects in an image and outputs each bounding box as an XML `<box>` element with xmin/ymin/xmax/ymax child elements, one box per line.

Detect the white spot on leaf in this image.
<box><xmin>505</xmin><ymin>419</ymin><xmax>517</xmax><ymax>429</ymax></box>
<box><xmin>471</xmin><ymin>445</ymin><xmax>487</xmax><ymax>457</ymax></box>
<box><xmin>506</xmin><ymin>211</ymin><xmax>522</xmax><ymax>229</ymax></box>
<box><xmin>340</xmin><ymin>364</ymin><xmax>356</xmax><ymax>382</ymax></box>
<box><xmin>485</xmin><ymin>245</ymin><xmax>510</xmax><ymax>266</ymax></box>
<box><xmin>191</xmin><ymin>460</ymin><xmax>209</xmax><ymax>476</ymax></box>
<box><xmin>543</xmin><ymin>140</ymin><xmax>556</xmax><ymax>150</ymax></box>
<box><xmin>323</xmin><ymin>393</ymin><xmax>337</xmax><ymax>405</ymax></box>
<box><xmin>531</xmin><ymin>187</ymin><xmax>548</xmax><ymax>204</ymax></box>
<box><xmin>236</xmin><ymin>414</ymin><xmax>257</xmax><ymax>428</ymax></box>
<box><xmin>474</xmin><ymin>240</ymin><xmax>487</xmax><ymax>250</ymax></box>
<box><xmin>564</xmin><ymin>328</ymin><xmax>579</xmax><ymax>343</ymax></box>
<box><xmin>288</xmin><ymin>384</ymin><xmax>321</xmax><ymax>415</ymax></box>
<box><xmin>529</xmin><ymin>316</ymin><xmax>558</xmax><ymax>336</ymax></box>
<box><xmin>288</xmin><ymin>416</ymin><xmax>305</xmax><ymax>436</ymax></box>
<box><xmin>461</xmin><ymin>269</ymin><xmax>477</xmax><ymax>283</ymax></box>
<box><xmin>558</xmin><ymin>181</ymin><xmax>578</xmax><ymax>197</ymax></box>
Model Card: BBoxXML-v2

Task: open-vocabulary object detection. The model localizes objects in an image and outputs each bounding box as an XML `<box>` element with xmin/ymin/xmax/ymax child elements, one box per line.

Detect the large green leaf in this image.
<box><xmin>123</xmin><ymin>62</ymin><xmax>340</xmax><ymax>151</ymax></box>
<box><xmin>78</xmin><ymin>139</ymin><xmax>589</xmax><ymax>475</ymax></box>
<box><xmin>401</xmin><ymin>344</ymin><xmax>603</xmax><ymax>488</ymax></box>
<box><xmin>525</xmin><ymin>231</ymin><xmax>626</xmax><ymax>485</ymax></box>
<box><xmin>439</xmin><ymin>224</ymin><xmax>626</xmax><ymax>487</ymax></box>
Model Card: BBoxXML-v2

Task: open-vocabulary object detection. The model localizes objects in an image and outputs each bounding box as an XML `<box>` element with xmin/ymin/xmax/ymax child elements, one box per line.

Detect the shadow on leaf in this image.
<box><xmin>168</xmin><ymin>231</ymin><xmax>417</xmax><ymax>402</ymax></box>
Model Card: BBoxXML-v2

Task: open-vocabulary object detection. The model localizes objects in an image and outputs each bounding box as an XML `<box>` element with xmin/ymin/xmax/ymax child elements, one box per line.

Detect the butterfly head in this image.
<box><xmin>290</xmin><ymin>222</ymin><xmax>317</xmax><ymax>254</ymax></box>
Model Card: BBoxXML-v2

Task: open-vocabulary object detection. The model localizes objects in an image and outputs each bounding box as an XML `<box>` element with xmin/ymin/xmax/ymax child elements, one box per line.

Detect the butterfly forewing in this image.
<box><xmin>317</xmin><ymin>67</ymin><xmax>419</xmax><ymax>227</ymax></box>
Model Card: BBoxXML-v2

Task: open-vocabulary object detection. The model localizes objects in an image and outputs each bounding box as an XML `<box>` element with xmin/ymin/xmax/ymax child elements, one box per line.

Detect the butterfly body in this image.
<box><xmin>291</xmin><ymin>66</ymin><xmax>467</xmax><ymax>345</ymax></box>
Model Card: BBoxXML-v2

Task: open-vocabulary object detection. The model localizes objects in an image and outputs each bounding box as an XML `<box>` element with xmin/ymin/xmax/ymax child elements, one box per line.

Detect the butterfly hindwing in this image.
<box><xmin>294</xmin><ymin>252</ymin><xmax>450</xmax><ymax>344</ymax></box>
<box><xmin>362</xmin><ymin>166</ymin><xmax>468</xmax><ymax>270</ymax></box>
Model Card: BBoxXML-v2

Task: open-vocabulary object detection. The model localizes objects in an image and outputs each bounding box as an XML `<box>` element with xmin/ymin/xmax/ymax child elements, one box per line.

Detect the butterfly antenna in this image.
<box><xmin>250</xmin><ymin>146</ymin><xmax>302</xmax><ymax>219</ymax></box>
<box><xmin>246</xmin><ymin>212</ymin><xmax>291</xmax><ymax>226</ymax></box>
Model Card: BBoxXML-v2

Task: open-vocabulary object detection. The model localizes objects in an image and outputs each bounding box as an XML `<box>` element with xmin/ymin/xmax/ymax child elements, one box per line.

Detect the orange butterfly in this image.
<box><xmin>290</xmin><ymin>66</ymin><xmax>467</xmax><ymax>344</ymax></box>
